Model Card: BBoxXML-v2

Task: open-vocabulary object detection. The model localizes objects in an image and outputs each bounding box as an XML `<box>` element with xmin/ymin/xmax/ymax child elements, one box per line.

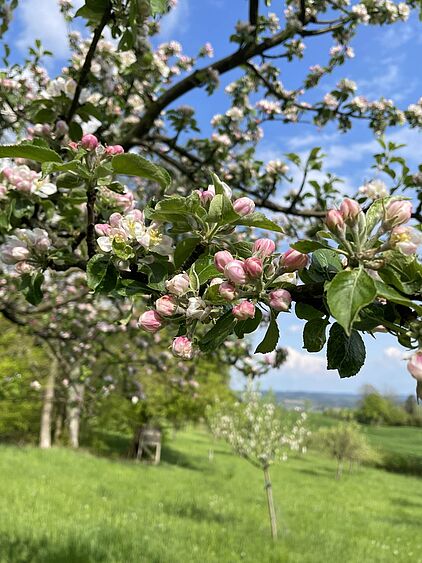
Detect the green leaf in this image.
<box><xmin>374</xmin><ymin>280</ymin><xmax>422</xmax><ymax>315</ymax></box>
<box><xmin>327</xmin><ymin>323</ymin><xmax>366</xmax><ymax>378</ymax></box>
<box><xmin>150</xmin><ymin>0</ymin><xmax>168</xmax><ymax>15</ymax></box>
<box><xmin>210</xmin><ymin>173</ymin><xmax>228</xmax><ymax>196</ymax></box>
<box><xmin>312</xmin><ymin>249</ymin><xmax>343</xmax><ymax>278</ymax></box>
<box><xmin>233</xmin><ymin>212</ymin><xmax>283</xmax><ymax>233</ymax></box>
<box><xmin>291</xmin><ymin>240</ymin><xmax>329</xmax><ymax>253</ymax></box>
<box><xmin>199</xmin><ymin>310</ymin><xmax>237</xmax><ymax>352</ymax></box>
<box><xmin>255</xmin><ymin>313</ymin><xmax>279</xmax><ymax>354</ymax></box>
<box><xmin>174</xmin><ymin>237</ymin><xmax>202</xmax><ymax>270</ymax></box>
<box><xmin>230</xmin><ymin>241</ymin><xmax>253</xmax><ymax>258</ymax></box>
<box><xmin>295</xmin><ymin>302</ymin><xmax>324</xmax><ymax>320</ymax></box>
<box><xmin>20</xmin><ymin>272</ymin><xmax>44</xmax><ymax>306</ymax></box>
<box><xmin>87</xmin><ymin>255</ymin><xmax>118</xmax><ymax>292</ymax></box>
<box><xmin>42</xmin><ymin>160</ymin><xmax>89</xmax><ymax>177</ymax></box>
<box><xmin>235</xmin><ymin>308</ymin><xmax>262</xmax><ymax>338</ymax></box>
<box><xmin>206</xmin><ymin>194</ymin><xmax>239</xmax><ymax>225</ymax></box>
<box><xmin>190</xmin><ymin>256</ymin><xmax>219</xmax><ymax>285</ymax></box>
<box><xmin>0</xmin><ymin>143</ymin><xmax>62</xmax><ymax>163</ymax></box>
<box><xmin>326</xmin><ymin>268</ymin><xmax>376</xmax><ymax>334</ymax></box>
<box><xmin>365</xmin><ymin>196</ymin><xmax>407</xmax><ymax>234</ymax></box>
<box><xmin>111</xmin><ymin>153</ymin><xmax>171</xmax><ymax>190</ymax></box>
<box><xmin>303</xmin><ymin>318</ymin><xmax>329</xmax><ymax>352</ymax></box>
<box><xmin>69</xmin><ymin>121</ymin><xmax>83</xmax><ymax>141</ymax></box>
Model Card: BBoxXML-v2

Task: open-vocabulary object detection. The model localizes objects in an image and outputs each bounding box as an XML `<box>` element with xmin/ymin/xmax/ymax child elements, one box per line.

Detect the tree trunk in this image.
<box><xmin>67</xmin><ymin>382</ymin><xmax>84</xmax><ymax>448</ymax></box>
<box><xmin>263</xmin><ymin>465</ymin><xmax>278</xmax><ymax>540</ymax></box>
<box><xmin>39</xmin><ymin>356</ymin><xmax>58</xmax><ymax>449</ymax></box>
<box><xmin>129</xmin><ymin>425</ymin><xmax>142</xmax><ymax>458</ymax></box>
<box><xmin>53</xmin><ymin>401</ymin><xmax>65</xmax><ymax>445</ymax></box>
<box><xmin>336</xmin><ymin>459</ymin><xmax>343</xmax><ymax>480</ymax></box>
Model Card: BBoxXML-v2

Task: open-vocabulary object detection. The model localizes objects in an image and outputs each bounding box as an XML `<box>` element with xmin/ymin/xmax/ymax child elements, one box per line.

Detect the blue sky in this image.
<box><xmin>6</xmin><ymin>0</ymin><xmax>422</xmax><ymax>395</ymax></box>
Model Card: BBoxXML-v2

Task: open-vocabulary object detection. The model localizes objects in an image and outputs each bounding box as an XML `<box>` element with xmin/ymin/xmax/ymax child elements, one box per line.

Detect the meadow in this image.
<box><xmin>1</xmin><ymin>427</ymin><xmax>421</xmax><ymax>563</ymax></box>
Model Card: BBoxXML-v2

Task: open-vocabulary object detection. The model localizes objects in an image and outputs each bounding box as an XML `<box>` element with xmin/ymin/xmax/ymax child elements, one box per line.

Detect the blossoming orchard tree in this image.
<box><xmin>0</xmin><ymin>0</ymin><xmax>421</xmax><ymax>397</ymax></box>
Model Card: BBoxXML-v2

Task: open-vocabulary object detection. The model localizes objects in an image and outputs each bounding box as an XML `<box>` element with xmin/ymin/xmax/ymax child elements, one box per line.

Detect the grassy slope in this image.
<box><xmin>0</xmin><ymin>428</ymin><xmax>421</xmax><ymax>563</ymax></box>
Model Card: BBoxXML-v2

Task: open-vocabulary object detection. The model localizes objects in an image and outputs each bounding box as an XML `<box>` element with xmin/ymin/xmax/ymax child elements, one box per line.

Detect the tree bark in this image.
<box><xmin>263</xmin><ymin>465</ymin><xmax>278</xmax><ymax>540</ymax></box>
<box><xmin>53</xmin><ymin>401</ymin><xmax>66</xmax><ymax>445</ymax></box>
<box><xmin>67</xmin><ymin>380</ymin><xmax>84</xmax><ymax>448</ymax></box>
<box><xmin>39</xmin><ymin>356</ymin><xmax>58</xmax><ymax>449</ymax></box>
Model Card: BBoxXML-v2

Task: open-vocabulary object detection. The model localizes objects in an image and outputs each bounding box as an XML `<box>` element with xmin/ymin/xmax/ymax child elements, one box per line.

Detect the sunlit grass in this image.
<box><xmin>0</xmin><ymin>427</ymin><xmax>421</xmax><ymax>562</ymax></box>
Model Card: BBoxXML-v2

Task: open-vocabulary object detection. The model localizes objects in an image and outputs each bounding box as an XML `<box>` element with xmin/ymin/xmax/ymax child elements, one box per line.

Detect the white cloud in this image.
<box><xmin>14</xmin><ymin>0</ymin><xmax>72</xmax><ymax>60</ymax></box>
<box><xmin>158</xmin><ymin>0</ymin><xmax>190</xmax><ymax>41</ymax></box>
<box><xmin>378</xmin><ymin>22</ymin><xmax>416</xmax><ymax>50</ymax></box>
<box><xmin>384</xmin><ymin>346</ymin><xmax>405</xmax><ymax>361</ymax></box>
<box><xmin>282</xmin><ymin>347</ymin><xmax>326</xmax><ymax>375</ymax></box>
<box><xmin>288</xmin><ymin>324</ymin><xmax>302</xmax><ymax>333</ymax></box>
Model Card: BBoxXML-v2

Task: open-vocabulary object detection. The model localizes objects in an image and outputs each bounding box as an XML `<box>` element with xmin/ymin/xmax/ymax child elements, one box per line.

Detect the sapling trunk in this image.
<box><xmin>336</xmin><ymin>459</ymin><xmax>343</xmax><ymax>480</ymax></box>
<box><xmin>263</xmin><ymin>464</ymin><xmax>278</xmax><ymax>540</ymax></box>
<box><xmin>39</xmin><ymin>356</ymin><xmax>58</xmax><ymax>449</ymax></box>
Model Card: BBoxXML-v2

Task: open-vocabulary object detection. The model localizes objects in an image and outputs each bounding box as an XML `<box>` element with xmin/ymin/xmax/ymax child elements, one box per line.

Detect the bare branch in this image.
<box><xmin>66</xmin><ymin>2</ymin><xmax>112</xmax><ymax>123</ymax></box>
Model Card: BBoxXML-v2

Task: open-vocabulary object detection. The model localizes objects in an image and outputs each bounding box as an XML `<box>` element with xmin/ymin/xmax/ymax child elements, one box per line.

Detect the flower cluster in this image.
<box><xmin>325</xmin><ymin>197</ymin><xmax>421</xmax><ymax>259</ymax></box>
<box><xmin>1</xmin><ymin>164</ymin><xmax>56</xmax><ymax>199</ymax></box>
<box><xmin>138</xmin><ymin>236</ymin><xmax>309</xmax><ymax>359</ymax></box>
<box><xmin>0</xmin><ymin>228</ymin><xmax>51</xmax><ymax>273</ymax></box>
<box><xmin>95</xmin><ymin>210</ymin><xmax>173</xmax><ymax>261</ymax></box>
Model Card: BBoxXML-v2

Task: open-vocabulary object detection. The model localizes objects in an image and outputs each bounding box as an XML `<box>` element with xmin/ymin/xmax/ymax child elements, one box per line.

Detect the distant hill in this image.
<box><xmin>268</xmin><ymin>391</ymin><xmax>407</xmax><ymax>411</ymax></box>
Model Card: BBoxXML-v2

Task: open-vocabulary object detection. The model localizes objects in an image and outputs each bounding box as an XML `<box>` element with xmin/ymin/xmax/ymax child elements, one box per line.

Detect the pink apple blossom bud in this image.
<box><xmin>138</xmin><ymin>310</ymin><xmax>163</xmax><ymax>333</ymax></box>
<box><xmin>269</xmin><ymin>289</ymin><xmax>292</xmax><ymax>312</ymax></box>
<box><xmin>55</xmin><ymin>120</ymin><xmax>68</xmax><ymax>135</ymax></box>
<box><xmin>233</xmin><ymin>197</ymin><xmax>255</xmax><ymax>216</ymax></box>
<box><xmin>232</xmin><ymin>300</ymin><xmax>256</xmax><ymax>320</ymax></box>
<box><xmin>155</xmin><ymin>295</ymin><xmax>177</xmax><ymax>317</ymax></box>
<box><xmin>16</xmin><ymin>181</ymin><xmax>32</xmax><ymax>192</ymax></box>
<box><xmin>109</xmin><ymin>212</ymin><xmax>123</xmax><ymax>227</ymax></box>
<box><xmin>172</xmin><ymin>336</ymin><xmax>194</xmax><ymax>360</ymax></box>
<box><xmin>195</xmin><ymin>189</ymin><xmax>214</xmax><ymax>204</ymax></box>
<box><xmin>95</xmin><ymin>223</ymin><xmax>112</xmax><ymax>236</ymax></box>
<box><xmin>1</xmin><ymin>245</ymin><xmax>31</xmax><ymax>264</ymax></box>
<box><xmin>224</xmin><ymin>259</ymin><xmax>247</xmax><ymax>285</ymax></box>
<box><xmin>218</xmin><ymin>281</ymin><xmax>237</xmax><ymax>301</ymax></box>
<box><xmin>214</xmin><ymin>250</ymin><xmax>234</xmax><ymax>273</ymax></box>
<box><xmin>384</xmin><ymin>200</ymin><xmax>412</xmax><ymax>228</ymax></box>
<box><xmin>166</xmin><ymin>273</ymin><xmax>190</xmax><ymax>296</ymax></box>
<box><xmin>80</xmin><ymin>134</ymin><xmax>99</xmax><ymax>151</ymax></box>
<box><xmin>15</xmin><ymin>261</ymin><xmax>34</xmax><ymax>274</ymax></box>
<box><xmin>105</xmin><ymin>145</ymin><xmax>125</xmax><ymax>155</ymax></box>
<box><xmin>253</xmin><ymin>238</ymin><xmax>276</xmax><ymax>257</ymax></box>
<box><xmin>68</xmin><ymin>141</ymin><xmax>78</xmax><ymax>150</ymax></box>
<box><xmin>340</xmin><ymin>198</ymin><xmax>361</xmax><ymax>224</ymax></box>
<box><xmin>325</xmin><ymin>209</ymin><xmax>345</xmax><ymax>234</ymax></box>
<box><xmin>407</xmin><ymin>351</ymin><xmax>422</xmax><ymax>382</ymax></box>
<box><xmin>244</xmin><ymin>257</ymin><xmax>263</xmax><ymax>279</ymax></box>
<box><xmin>280</xmin><ymin>248</ymin><xmax>309</xmax><ymax>272</ymax></box>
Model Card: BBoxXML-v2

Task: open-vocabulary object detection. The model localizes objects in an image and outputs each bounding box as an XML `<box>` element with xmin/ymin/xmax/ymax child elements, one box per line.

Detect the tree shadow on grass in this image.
<box><xmin>0</xmin><ymin>533</ymin><xmax>161</xmax><ymax>563</ymax></box>
<box><xmin>80</xmin><ymin>430</ymin><xmax>132</xmax><ymax>460</ymax></box>
<box><xmin>297</xmin><ymin>467</ymin><xmax>334</xmax><ymax>478</ymax></box>
<box><xmin>160</xmin><ymin>444</ymin><xmax>202</xmax><ymax>470</ymax></box>
<box><xmin>391</xmin><ymin>497</ymin><xmax>422</xmax><ymax>510</ymax></box>
<box><xmin>162</xmin><ymin>499</ymin><xmax>234</xmax><ymax>524</ymax></box>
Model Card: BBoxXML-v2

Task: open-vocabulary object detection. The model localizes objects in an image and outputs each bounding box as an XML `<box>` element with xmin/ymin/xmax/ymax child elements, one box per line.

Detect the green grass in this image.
<box><xmin>0</xmin><ymin>428</ymin><xmax>421</xmax><ymax>563</ymax></box>
<box><xmin>362</xmin><ymin>425</ymin><xmax>422</xmax><ymax>457</ymax></box>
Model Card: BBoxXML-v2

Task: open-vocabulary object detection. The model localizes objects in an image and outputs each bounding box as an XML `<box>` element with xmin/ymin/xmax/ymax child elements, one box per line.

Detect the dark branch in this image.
<box><xmin>66</xmin><ymin>2</ymin><xmax>112</xmax><ymax>123</ymax></box>
<box><xmin>249</xmin><ymin>0</ymin><xmax>259</xmax><ymax>35</ymax></box>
